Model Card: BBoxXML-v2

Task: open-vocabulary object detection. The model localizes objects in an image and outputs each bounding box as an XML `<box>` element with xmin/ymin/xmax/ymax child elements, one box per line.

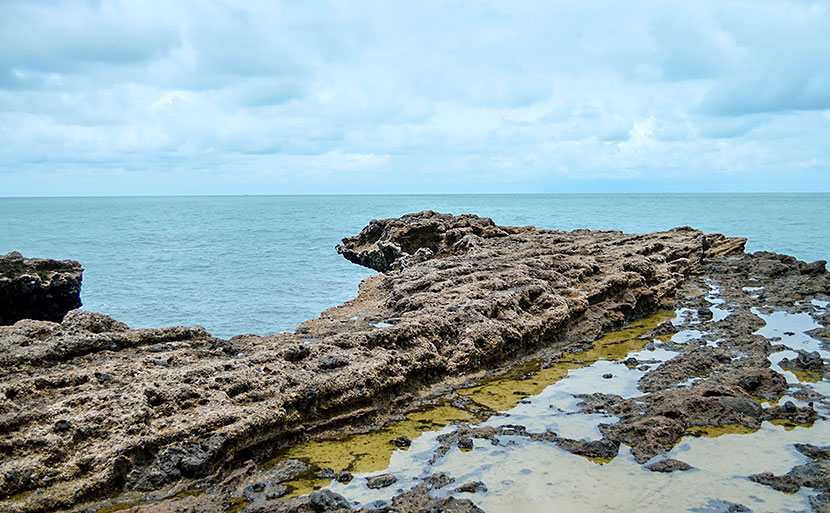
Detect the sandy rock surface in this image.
<box><xmin>0</xmin><ymin>211</ymin><xmax>799</xmax><ymax>513</ymax></box>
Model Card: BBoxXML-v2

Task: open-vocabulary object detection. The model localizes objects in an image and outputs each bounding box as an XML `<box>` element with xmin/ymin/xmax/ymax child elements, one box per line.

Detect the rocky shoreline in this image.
<box><xmin>1</xmin><ymin>211</ymin><xmax>829</xmax><ymax>513</ymax></box>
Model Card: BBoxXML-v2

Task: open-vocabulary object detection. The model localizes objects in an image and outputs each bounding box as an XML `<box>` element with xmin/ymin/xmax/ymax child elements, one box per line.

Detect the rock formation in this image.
<box><xmin>6</xmin><ymin>211</ymin><xmax>819</xmax><ymax>513</ymax></box>
<box><xmin>0</xmin><ymin>251</ymin><xmax>82</xmax><ymax>325</ymax></box>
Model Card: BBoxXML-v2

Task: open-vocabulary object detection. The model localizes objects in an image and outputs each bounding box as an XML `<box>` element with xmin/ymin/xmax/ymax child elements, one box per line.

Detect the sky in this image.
<box><xmin>1</xmin><ymin>0</ymin><xmax>829</xmax><ymax>196</ymax></box>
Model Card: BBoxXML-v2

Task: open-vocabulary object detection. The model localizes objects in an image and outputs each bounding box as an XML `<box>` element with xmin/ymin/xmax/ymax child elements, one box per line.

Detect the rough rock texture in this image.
<box><xmin>335</xmin><ymin>212</ymin><xmax>535</xmax><ymax>272</ymax></box>
<box><xmin>570</xmin><ymin>250</ymin><xmax>830</xmax><ymax>469</ymax></box>
<box><xmin>241</xmin><ymin>474</ymin><xmax>483</xmax><ymax>513</ymax></box>
<box><xmin>0</xmin><ymin>212</ymin><xmax>755</xmax><ymax>513</ymax></box>
<box><xmin>0</xmin><ymin>251</ymin><xmax>82</xmax><ymax>325</ymax></box>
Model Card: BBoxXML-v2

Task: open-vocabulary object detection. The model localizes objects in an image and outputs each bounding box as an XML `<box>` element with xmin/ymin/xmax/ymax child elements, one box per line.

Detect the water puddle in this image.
<box><xmin>753</xmin><ymin>308</ymin><xmax>830</xmax><ymax>396</ymax></box>
<box><xmin>704</xmin><ymin>280</ymin><xmax>730</xmax><ymax>323</ymax></box>
<box><xmin>264</xmin><ymin>310</ymin><xmax>677</xmax><ymax>497</ymax></box>
<box><xmin>131</xmin><ymin>291</ymin><xmax>828</xmax><ymax>513</ymax></box>
<box><xmin>261</xmin><ymin>296</ymin><xmax>830</xmax><ymax>512</ymax></box>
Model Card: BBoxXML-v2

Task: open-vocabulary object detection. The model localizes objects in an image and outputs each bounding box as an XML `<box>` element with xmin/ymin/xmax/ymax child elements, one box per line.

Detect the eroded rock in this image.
<box><xmin>0</xmin><ymin>213</ymin><xmax>799</xmax><ymax>513</ymax></box>
<box><xmin>0</xmin><ymin>251</ymin><xmax>82</xmax><ymax>325</ymax></box>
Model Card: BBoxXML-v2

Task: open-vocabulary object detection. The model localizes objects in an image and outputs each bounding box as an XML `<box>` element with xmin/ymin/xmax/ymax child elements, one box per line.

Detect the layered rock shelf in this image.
<box><xmin>1</xmin><ymin>211</ymin><xmax>828</xmax><ymax>513</ymax></box>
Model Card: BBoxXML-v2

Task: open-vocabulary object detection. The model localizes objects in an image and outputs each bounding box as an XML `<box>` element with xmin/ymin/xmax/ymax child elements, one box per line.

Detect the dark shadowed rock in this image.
<box><xmin>748</xmin><ymin>472</ymin><xmax>801</xmax><ymax>493</ymax></box>
<box><xmin>309</xmin><ymin>489</ymin><xmax>352</xmax><ymax>511</ymax></box>
<box><xmin>0</xmin><ymin>251</ymin><xmax>82</xmax><ymax>325</ymax></box>
<box><xmin>391</xmin><ymin>435</ymin><xmax>412</xmax><ymax>447</ymax></box>
<box><xmin>780</xmin><ymin>350</ymin><xmax>825</xmax><ymax>374</ymax></box>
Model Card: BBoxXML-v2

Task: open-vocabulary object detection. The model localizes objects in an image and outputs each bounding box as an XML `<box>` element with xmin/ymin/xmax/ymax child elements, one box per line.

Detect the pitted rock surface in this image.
<box><xmin>0</xmin><ymin>212</ymin><xmax>770</xmax><ymax>513</ymax></box>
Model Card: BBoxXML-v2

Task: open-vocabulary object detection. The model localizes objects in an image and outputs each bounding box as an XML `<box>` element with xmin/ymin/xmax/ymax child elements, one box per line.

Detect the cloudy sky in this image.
<box><xmin>2</xmin><ymin>0</ymin><xmax>829</xmax><ymax>196</ymax></box>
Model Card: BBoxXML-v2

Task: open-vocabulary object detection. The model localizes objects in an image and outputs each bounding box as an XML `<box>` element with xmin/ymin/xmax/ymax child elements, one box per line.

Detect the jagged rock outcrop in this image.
<box><xmin>0</xmin><ymin>251</ymin><xmax>82</xmax><ymax>325</ymax></box>
<box><xmin>0</xmin><ymin>212</ymin><xmax>751</xmax><ymax>513</ymax></box>
<box><xmin>335</xmin><ymin>211</ymin><xmax>536</xmax><ymax>272</ymax></box>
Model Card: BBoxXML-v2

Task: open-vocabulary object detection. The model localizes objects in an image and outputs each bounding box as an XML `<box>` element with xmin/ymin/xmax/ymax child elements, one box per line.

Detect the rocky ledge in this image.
<box><xmin>0</xmin><ymin>211</ymin><xmax>814</xmax><ymax>513</ymax></box>
<box><xmin>0</xmin><ymin>251</ymin><xmax>82</xmax><ymax>325</ymax></box>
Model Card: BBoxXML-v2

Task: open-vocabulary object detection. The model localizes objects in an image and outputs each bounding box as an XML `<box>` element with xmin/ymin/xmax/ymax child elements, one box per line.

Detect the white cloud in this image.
<box><xmin>0</xmin><ymin>0</ymin><xmax>828</xmax><ymax>194</ymax></box>
<box><xmin>310</xmin><ymin>151</ymin><xmax>390</xmax><ymax>172</ymax></box>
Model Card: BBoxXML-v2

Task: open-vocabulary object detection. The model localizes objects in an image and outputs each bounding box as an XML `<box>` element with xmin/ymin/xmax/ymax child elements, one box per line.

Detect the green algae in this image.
<box><xmin>767</xmin><ymin>418</ymin><xmax>815</xmax><ymax>431</ymax></box>
<box><xmin>267</xmin><ymin>310</ymin><xmax>676</xmax><ymax>496</ymax></box>
<box><xmin>782</xmin><ymin>367</ymin><xmax>824</xmax><ymax>383</ymax></box>
<box><xmin>225</xmin><ymin>496</ymin><xmax>249</xmax><ymax>513</ymax></box>
<box><xmin>460</xmin><ymin>309</ymin><xmax>677</xmax><ymax>411</ymax></box>
<box><xmin>270</xmin><ymin>402</ymin><xmax>481</xmax><ymax>497</ymax></box>
<box><xmin>93</xmin><ymin>501</ymin><xmax>143</xmax><ymax>513</ymax></box>
<box><xmin>686</xmin><ymin>424</ymin><xmax>760</xmax><ymax>438</ymax></box>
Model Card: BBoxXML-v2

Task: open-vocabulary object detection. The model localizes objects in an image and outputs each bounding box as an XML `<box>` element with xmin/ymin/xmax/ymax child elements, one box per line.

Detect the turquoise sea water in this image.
<box><xmin>1</xmin><ymin>194</ymin><xmax>828</xmax><ymax>339</ymax></box>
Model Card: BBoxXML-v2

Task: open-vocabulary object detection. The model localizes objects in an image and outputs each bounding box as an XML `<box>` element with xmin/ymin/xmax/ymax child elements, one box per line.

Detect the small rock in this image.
<box><xmin>309</xmin><ymin>489</ymin><xmax>352</xmax><ymax>511</ymax></box>
<box><xmin>336</xmin><ymin>471</ymin><xmax>353</xmax><ymax>483</ymax></box>
<box><xmin>317</xmin><ymin>467</ymin><xmax>336</xmax><ymax>479</ymax></box>
<box><xmin>366</xmin><ymin>473</ymin><xmax>397</xmax><ymax>489</ymax></box>
<box><xmin>457</xmin><ymin>437</ymin><xmax>474</xmax><ymax>450</ymax></box>
<box><xmin>602</xmin><ymin>373</ymin><xmax>613</xmax><ymax>379</ymax></box>
<box><xmin>638</xmin><ymin>321</ymin><xmax>679</xmax><ymax>339</ymax></box>
<box><xmin>424</xmin><ymin>472</ymin><xmax>455</xmax><ymax>490</ymax></box>
<box><xmin>391</xmin><ymin>435</ymin><xmax>411</xmax><ymax>447</ymax></box>
<box><xmin>454</xmin><ymin>481</ymin><xmax>488</xmax><ymax>493</ymax></box>
<box><xmin>780</xmin><ymin>350</ymin><xmax>824</xmax><ymax>373</ymax></box>
<box><xmin>645</xmin><ymin>459</ymin><xmax>693</xmax><ymax>473</ymax></box>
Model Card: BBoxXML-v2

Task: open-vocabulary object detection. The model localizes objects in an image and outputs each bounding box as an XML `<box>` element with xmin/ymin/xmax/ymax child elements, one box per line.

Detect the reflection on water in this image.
<box><xmin>257</xmin><ymin>298</ymin><xmax>830</xmax><ymax>513</ymax></box>
<box><xmin>432</xmin><ymin>421</ymin><xmax>823</xmax><ymax>513</ymax></box>
<box><xmin>754</xmin><ymin>308</ymin><xmax>830</xmax><ymax>396</ymax></box>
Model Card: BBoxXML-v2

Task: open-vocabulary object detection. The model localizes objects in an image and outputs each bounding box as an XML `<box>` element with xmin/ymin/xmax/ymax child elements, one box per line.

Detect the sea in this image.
<box><xmin>1</xmin><ymin>193</ymin><xmax>828</xmax><ymax>339</ymax></box>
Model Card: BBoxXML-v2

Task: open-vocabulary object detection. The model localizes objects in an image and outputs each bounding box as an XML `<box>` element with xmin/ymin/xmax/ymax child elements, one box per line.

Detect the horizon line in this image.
<box><xmin>3</xmin><ymin>191</ymin><xmax>830</xmax><ymax>199</ymax></box>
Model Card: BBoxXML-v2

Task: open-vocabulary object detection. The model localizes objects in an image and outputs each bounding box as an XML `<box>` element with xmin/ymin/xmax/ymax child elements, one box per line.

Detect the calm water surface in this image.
<box><xmin>1</xmin><ymin>194</ymin><xmax>827</xmax><ymax>338</ymax></box>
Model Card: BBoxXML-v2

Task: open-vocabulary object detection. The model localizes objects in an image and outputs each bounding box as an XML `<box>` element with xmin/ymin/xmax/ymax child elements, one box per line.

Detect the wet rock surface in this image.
<box><xmin>3</xmin><ymin>211</ymin><xmax>830</xmax><ymax>513</ymax></box>
<box><xmin>0</xmin><ymin>251</ymin><xmax>83</xmax><ymax>325</ymax></box>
